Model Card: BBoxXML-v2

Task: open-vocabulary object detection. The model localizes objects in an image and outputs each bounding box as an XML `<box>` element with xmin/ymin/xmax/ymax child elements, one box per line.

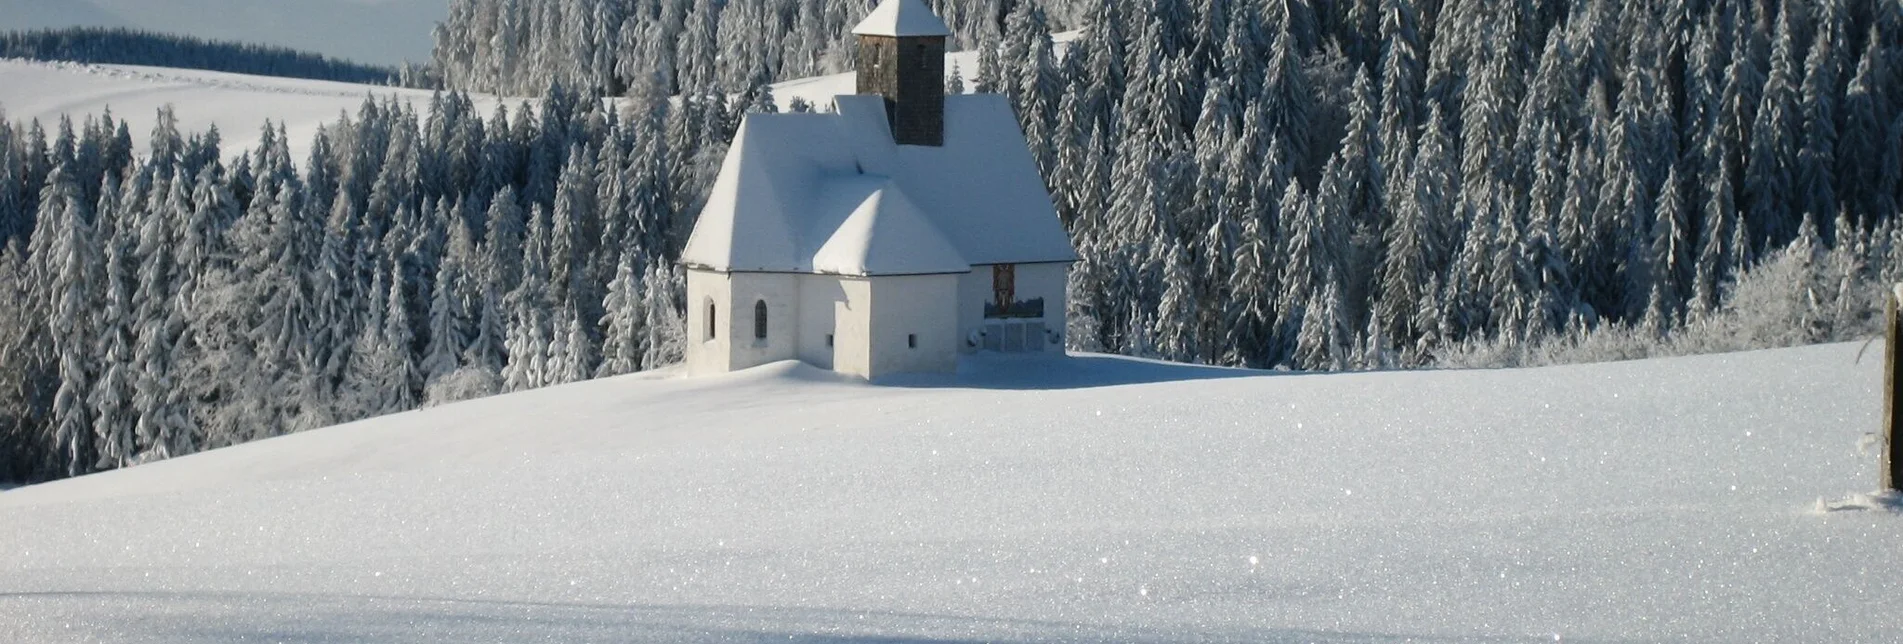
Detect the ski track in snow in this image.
<box><xmin>2</xmin><ymin>344</ymin><xmax>1900</xmax><ymax>642</ymax></box>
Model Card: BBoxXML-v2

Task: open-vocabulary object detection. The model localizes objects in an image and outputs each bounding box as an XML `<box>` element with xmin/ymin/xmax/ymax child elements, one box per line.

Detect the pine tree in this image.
<box><xmin>1744</xmin><ymin>9</ymin><xmax>1801</xmax><ymax>250</ymax></box>
<box><xmin>131</xmin><ymin>173</ymin><xmax>192</xmax><ymax>460</ymax></box>
<box><xmin>1226</xmin><ymin>196</ymin><xmax>1275</xmax><ymax>367</ymax></box>
<box><xmin>1649</xmin><ymin>165</ymin><xmax>1691</xmax><ymax>318</ymax></box>
<box><xmin>36</xmin><ymin>164</ymin><xmax>100</xmax><ymax>476</ymax></box>
<box><xmin>464</xmin><ymin>281</ymin><xmax>508</xmax><ymax>374</ymax></box>
<box><xmin>503</xmin><ymin>308</ymin><xmax>549</xmax><ymax>392</ymax></box>
<box><xmin>597</xmin><ymin>253</ymin><xmax>645</xmax><ymax>377</ymax></box>
<box><xmin>1293</xmin><ymin>274</ymin><xmax>1347</xmax><ymax>371</ymax></box>
<box><xmin>554</xmin><ymin>302</ymin><xmax>594</xmax><ymax>384</ymax></box>
<box><xmin>640</xmin><ymin>264</ymin><xmax>685</xmax><ymax>368</ymax></box>
<box><xmin>1692</xmin><ymin>156</ymin><xmax>1737</xmax><ymax>317</ymax></box>
<box><xmin>1155</xmin><ymin>241</ymin><xmax>1197</xmax><ymax>362</ymax></box>
<box><xmin>1375</xmin><ymin>168</ymin><xmax>1432</xmax><ymax>353</ymax></box>
<box><xmin>1276</xmin><ymin>182</ymin><xmax>1330</xmax><ymax>335</ymax></box>
<box><xmin>946</xmin><ymin>61</ymin><xmax>966</xmax><ymax>95</ymax></box>
<box><xmin>90</xmin><ymin>186</ymin><xmax>136</xmax><ymax>470</ymax></box>
<box><xmin>1794</xmin><ymin>19</ymin><xmax>1840</xmax><ymax>231</ymax></box>
<box><xmin>421</xmin><ymin>258</ymin><xmax>468</xmax><ymax>383</ymax></box>
<box><xmin>1839</xmin><ymin>29</ymin><xmax>1896</xmax><ymax>225</ymax></box>
<box><xmin>973</xmin><ymin>29</ymin><xmax>1003</xmax><ymax>94</ymax></box>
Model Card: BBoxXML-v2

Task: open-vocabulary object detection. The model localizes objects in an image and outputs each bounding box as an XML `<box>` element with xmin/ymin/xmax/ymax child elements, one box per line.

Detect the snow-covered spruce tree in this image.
<box><xmin>0</xmin><ymin>122</ymin><xmax>22</xmax><ymax>250</ymax></box>
<box><xmin>90</xmin><ymin>182</ymin><xmax>136</xmax><ymax>470</ymax></box>
<box><xmin>640</xmin><ymin>263</ymin><xmax>686</xmax><ymax>369</ymax></box>
<box><xmin>1743</xmin><ymin>8</ymin><xmax>1801</xmax><ymax>252</ymax></box>
<box><xmin>1648</xmin><ymin>165</ymin><xmax>1692</xmax><ymax>323</ymax></box>
<box><xmin>597</xmin><ymin>253</ymin><xmax>646</xmax><ymax>378</ymax></box>
<box><xmin>1839</xmin><ymin>28</ymin><xmax>1897</xmax><ymax>227</ymax></box>
<box><xmin>1315</xmin><ymin>66</ymin><xmax>1381</xmax><ymax>327</ymax></box>
<box><xmin>1292</xmin><ymin>274</ymin><xmax>1349</xmax><ymax>372</ymax></box>
<box><xmin>1155</xmin><ymin>241</ymin><xmax>1197</xmax><ymax>363</ymax></box>
<box><xmin>130</xmin><ymin>173</ymin><xmax>193</xmax><ymax>461</ymax></box>
<box><xmin>35</xmin><ymin>163</ymin><xmax>101</xmax><ymax>477</ymax></box>
<box><xmin>421</xmin><ymin>257</ymin><xmax>469</xmax><ymax>385</ymax></box>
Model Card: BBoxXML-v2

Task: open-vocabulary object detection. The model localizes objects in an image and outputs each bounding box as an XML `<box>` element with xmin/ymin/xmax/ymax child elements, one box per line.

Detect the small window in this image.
<box><xmin>826</xmin><ymin>334</ymin><xmax>834</xmax><ymax>347</ymax></box>
<box><xmin>908</xmin><ymin>334</ymin><xmax>917</xmax><ymax>349</ymax></box>
<box><xmin>705</xmin><ymin>301</ymin><xmax>717</xmax><ymax>340</ymax></box>
<box><xmin>754</xmin><ymin>300</ymin><xmax>768</xmax><ymax>340</ymax></box>
<box><xmin>916</xmin><ymin>44</ymin><xmax>927</xmax><ymax>69</ymax></box>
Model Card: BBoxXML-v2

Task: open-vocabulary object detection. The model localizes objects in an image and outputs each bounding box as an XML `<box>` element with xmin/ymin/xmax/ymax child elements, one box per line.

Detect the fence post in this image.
<box><xmin>1887</xmin><ymin>285</ymin><xmax>1903</xmax><ymax>492</ymax></box>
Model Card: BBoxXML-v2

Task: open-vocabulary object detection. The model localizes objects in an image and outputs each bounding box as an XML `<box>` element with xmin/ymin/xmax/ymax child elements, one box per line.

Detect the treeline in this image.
<box><xmin>430</xmin><ymin>0</ymin><xmax>1903</xmax><ymax>370</ymax></box>
<box><xmin>428</xmin><ymin>0</ymin><xmax>1093</xmax><ymax>96</ymax></box>
<box><xmin>1035</xmin><ymin>0</ymin><xmax>1903</xmax><ymax>369</ymax></box>
<box><xmin>0</xmin><ymin>27</ymin><xmax>417</xmax><ymax>86</ymax></box>
<box><xmin>0</xmin><ymin>84</ymin><xmax>739</xmax><ymax>482</ymax></box>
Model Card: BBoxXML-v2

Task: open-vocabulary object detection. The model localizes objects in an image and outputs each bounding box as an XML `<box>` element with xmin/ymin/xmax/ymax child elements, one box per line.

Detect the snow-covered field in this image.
<box><xmin>0</xmin><ymin>58</ymin><xmax>491</xmax><ymax>164</ymax></box>
<box><xmin>1</xmin><ymin>27</ymin><xmax>1081</xmax><ymax>167</ymax></box>
<box><xmin>3</xmin><ymin>343</ymin><xmax>1898</xmax><ymax>642</ymax></box>
<box><xmin>0</xmin><ymin>39</ymin><xmax>1021</xmax><ymax>166</ymax></box>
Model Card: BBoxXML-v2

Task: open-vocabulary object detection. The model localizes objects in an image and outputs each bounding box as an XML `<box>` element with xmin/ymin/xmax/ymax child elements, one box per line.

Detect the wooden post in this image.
<box><xmin>1887</xmin><ymin>286</ymin><xmax>1903</xmax><ymax>492</ymax></box>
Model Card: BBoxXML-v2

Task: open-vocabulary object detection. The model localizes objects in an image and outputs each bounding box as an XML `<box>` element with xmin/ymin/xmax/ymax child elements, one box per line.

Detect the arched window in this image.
<box><xmin>705</xmin><ymin>300</ymin><xmax>717</xmax><ymax>340</ymax></box>
<box><xmin>754</xmin><ymin>300</ymin><xmax>768</xmax><ymax>340</ymax></box>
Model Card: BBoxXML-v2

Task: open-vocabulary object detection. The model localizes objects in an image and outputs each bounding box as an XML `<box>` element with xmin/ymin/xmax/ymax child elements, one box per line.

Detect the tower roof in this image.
<box><xmin>851</xmin><ymin>0</ymin><xmax>952</xmax><ymax>38</ymax></box>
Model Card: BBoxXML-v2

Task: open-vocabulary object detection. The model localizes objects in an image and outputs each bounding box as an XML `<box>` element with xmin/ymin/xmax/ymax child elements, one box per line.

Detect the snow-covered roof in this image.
<box><xmin>811</xmin><ymin>177</ymin><xmax>969</xmax><ymax>275</ymax></box>
<box><xmin>851</xmin><ymin>0</ymin><xmax>952</xmax><ymax>38</ymax></box>
<box><xmin>682</xmin><ymin>93</ymin><xmax>1077</xmax><ymax>276</ymax></box>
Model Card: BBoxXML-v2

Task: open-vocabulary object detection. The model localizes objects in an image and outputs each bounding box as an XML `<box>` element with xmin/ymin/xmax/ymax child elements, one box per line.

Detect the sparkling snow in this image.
<box><xmin>2</xmin><ymin>343</ymin><xmax>1899</xmax><ymax>641</ymax></box>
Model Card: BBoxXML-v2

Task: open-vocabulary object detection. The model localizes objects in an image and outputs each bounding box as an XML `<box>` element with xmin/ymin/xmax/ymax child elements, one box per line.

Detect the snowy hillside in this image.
<box><xmin>0</xmin><ymin>34</ymin><xmax>1049</xmax><ymax>162</ymax></box>
<box><xmin>4</xmin><ymin>344</ymin><xmax>1900</xmax><ymax>641</ymax></box>
<box><xmin>1</xmin><ymin>0</ymin><xmax>443</xmax><ymax>66</ymax></box>
<box><xmin>0</xmin><ymin>58</ymin><xmax>491</xmax><ymax>163</ymax></box>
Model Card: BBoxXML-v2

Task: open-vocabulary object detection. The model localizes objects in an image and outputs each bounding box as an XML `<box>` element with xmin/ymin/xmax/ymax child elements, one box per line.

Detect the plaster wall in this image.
<box><xmin>686</xmin><ymin>269</ymin><xmax>800</xmax><ymax>375</ymax></box>
<box><xmin>866</xmin><ymin>274</ymin><xmax>960</xmax><ymax>377</ymax></box>
<box><xmin>955</xmin><ymin>262</ymin><xmax>1070</xmax><ymax>353</ymax></box>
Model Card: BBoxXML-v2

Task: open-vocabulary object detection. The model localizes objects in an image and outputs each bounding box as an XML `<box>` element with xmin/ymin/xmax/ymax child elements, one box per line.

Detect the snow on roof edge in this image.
<box><xmin>851</xmin><ymin>0</ymin><xmax>952</xmax><ymax>37</ymax></box>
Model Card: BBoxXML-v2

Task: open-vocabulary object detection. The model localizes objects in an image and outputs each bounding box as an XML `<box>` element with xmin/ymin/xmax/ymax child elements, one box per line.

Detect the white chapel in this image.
<box><xmin>679</xmin><ymin>0</ymin><xmax>1077</xmax><ymax>379</ymax></box>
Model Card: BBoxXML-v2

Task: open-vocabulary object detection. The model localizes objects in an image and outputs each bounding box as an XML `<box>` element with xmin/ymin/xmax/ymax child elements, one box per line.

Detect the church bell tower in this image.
<box><xmin>852</xmin><ymin>0</ymin><xmax>950</xmax><ymax>147</ymax></box>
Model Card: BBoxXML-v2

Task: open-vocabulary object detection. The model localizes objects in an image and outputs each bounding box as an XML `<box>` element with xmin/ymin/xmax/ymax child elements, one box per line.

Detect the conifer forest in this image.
<box><xmin>2</xmin><ymin>0</ymin><xmax>1902</xmax><ymax>482</ymax></box>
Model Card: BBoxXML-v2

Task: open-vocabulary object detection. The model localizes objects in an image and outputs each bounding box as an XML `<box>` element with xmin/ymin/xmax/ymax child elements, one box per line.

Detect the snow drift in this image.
<box><xmin>2</xmin><ymin>343</ymin><xmax>1899</xmax><ymax>642</ymax></box>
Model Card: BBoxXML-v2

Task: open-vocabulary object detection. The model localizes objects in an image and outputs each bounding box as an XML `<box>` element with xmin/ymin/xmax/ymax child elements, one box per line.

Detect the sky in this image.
<box><xmin>3</xmin><ymin>0</ymin><xmax>445</xmax><ymax>66</ymax></box>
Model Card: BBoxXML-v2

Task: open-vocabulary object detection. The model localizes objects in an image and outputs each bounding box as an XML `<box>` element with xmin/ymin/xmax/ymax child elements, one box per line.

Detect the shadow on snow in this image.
<box><xmin>874</xmin><ymin>352</ymin><xmax>1279</xmax><ymax>391</ymax></box>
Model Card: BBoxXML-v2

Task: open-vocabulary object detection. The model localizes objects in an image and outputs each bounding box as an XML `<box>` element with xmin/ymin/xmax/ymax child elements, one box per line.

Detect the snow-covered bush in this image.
<box><xmin>424</xmin><ymin>366</ymin><xmax>503</xmax><ymax>408</ymax></box>
<box><xmin>1436</xmin><ymin>223</ymin><xmax>1890</xmax><ymax>370</ymax></box>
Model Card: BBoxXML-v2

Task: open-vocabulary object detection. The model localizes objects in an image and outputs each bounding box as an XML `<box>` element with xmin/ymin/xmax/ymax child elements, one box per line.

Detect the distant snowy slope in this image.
<box><xmin>6</xmin><ymin>0</ymin><xmax>442</xmax><ymax>66</ymax></box>
<box><xmin>0</xmin><ymin>59</ymin><xmax>495</xmax><ymax>163</ymax></box>
<box><xmin>2</xmin><ymin>344</ymin><xmax>1898</xmax><ymax>642</ymax></box>
<box><xmin>0</xmin><ymin>30</ymin><xmax>1061</xmax><ymax>165</ymax></box>
<box><xmin>0</xmin><ymin>0</ymin><xmax>128</xmax><ymax>30</ymax></box>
